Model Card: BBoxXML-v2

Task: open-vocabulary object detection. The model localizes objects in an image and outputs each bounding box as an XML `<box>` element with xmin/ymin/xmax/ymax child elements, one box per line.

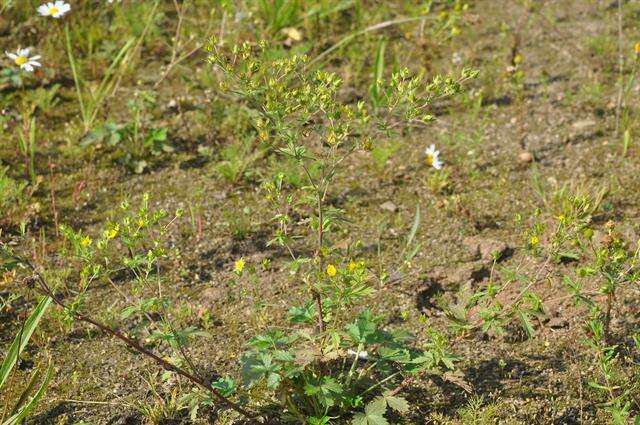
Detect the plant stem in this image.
<box><xmin>604</xmin><ymin>290</ymin><xmax>614</xmax><ymax>344</ymax></box>
<box><xmin>301</xmin><ymin>161</ymin><xmax>326</xmax><ymax>334</ymax></box>
<box><xmin>345</xmin><ymin>343</ymin><xmax>363</xmax><ymax>387</ymax></box>
<box><xmin>314</xmin><ymin>186</ymin><xmax>326</xmax><ymax>333</ymax></box>
<box><xmin>18</xmin><ymin>257</ymin><xmax>259</xmax><ymax>421</ymax></box>
<box><xmin>360</xmin><ymin>371</ymin><xmax>402</xmax><ymax>397</ymax></box>
<box><xmin>614</xmin><ymin>0</ymin><xmax>624</xmax><ymax>138</ymax></box>
<box><xmin>65</xmin><ymin>25</ymin><xmax>88</xmax><ymax>131</ymax></box>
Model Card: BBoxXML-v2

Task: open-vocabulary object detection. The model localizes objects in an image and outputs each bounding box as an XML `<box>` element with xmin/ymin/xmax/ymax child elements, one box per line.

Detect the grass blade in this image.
<box><xmin>406</xmin><ymin>204</ymin><xmax>420</xmax><ymax>248</ymax></box>
<box><xmin>65</xmin><ymin>25</ymin><xmax>88</xmax><ymax>129</ymax></box>
<box><xmin>369</xmin><ymin>40</ymin><xmax>386</xmax><ymax>107</ymax></box>
<box><xmin>0</xmin><ymin>296</ymin><xmax>52</xmax><ymax>388</ymax></box>
<box><xmin>4</xmin><ymin>361</ymin><xmax>53</xmax><ymax>425</ymax></box>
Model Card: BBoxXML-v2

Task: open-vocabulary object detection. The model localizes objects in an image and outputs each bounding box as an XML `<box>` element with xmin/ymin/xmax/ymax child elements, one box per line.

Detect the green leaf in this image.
<box><xmin>369</xmin><ymin>40</ymin><xmax>386</xmax><ymax>107</ymax></box>
<box><xmin>241</xmin><ymin>352</ymin><xmax>282</xmax><ymax>389</ymax></box>
<box><xmin>304</xmin><ymin>376</ymin><xmax>344</xmax><ymax>409</ymax></box>
<box><xmin>345</xmin><ymin>310</ymin><xmax>379</xmax><ymax>344</ymax></box>
<box><xmin>515</xmin><ymin>308</ymin><xmax>535</xmax><ymax>339</ymax></box>
<box><xmin>377</xmin><ymin>346</ymin><xmax>409</xmax><ymax>363</ymax></box>
<box><xmin>211</xmin><ymin>376</ymin><xmax>236</xmax><ymax>397</ymax></box>
<box><xmin>0</xmin><ymin>296</ymin><xmax>52</xmax><ymax>388</ymax></box>
<box><xmin>247</xmin><ymin>330</ymin><xmax>289</xmax><ymax>349</ymax></box>
<box><xmin>308</xmin><ymin>416</ymin><xmax>332</xmax><ymax>425</ymax></box>
<box><xmin>406</xmin><ymin>204</ymin><xmax>420</xmax><ymax>248</ymax></box>
<box><xmin>265</xmin><ymin>372</ymin><xmax>280</xmax><ymax>389</ymax></box>
<box><xmin>4</xmin><ymin>360</ymin><xmax>53</xmax><ymax>425</ymax></box>
<box><xmin>382</xmin><ymin>392</ymin><xmax>409</xmax><ymax>413</ymax></box>
<box><xmin>352</xmin><ymin>397</ymin><xmax>389</xmax><ymax>425</ymax></box>
<box><xmin>288</xmin><ymin>301</ymin><xmax>316</xmax><ymax>324</ymax></box>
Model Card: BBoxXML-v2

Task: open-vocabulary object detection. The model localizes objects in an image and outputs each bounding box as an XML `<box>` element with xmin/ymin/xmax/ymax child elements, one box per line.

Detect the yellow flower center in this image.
<box><xmin>425</xmin><ymin>154</ymin><xmax>433</xmax><ymax>166</ymax></box>
<box><xmin>15</xmin><ymin>56</ymin><xmax>28</xmax><ymax>66</ymax></box>
<box><xmin>50</xmin><ymin>6</ymin><xmax>59</xmax><ymax>15</ymax></box>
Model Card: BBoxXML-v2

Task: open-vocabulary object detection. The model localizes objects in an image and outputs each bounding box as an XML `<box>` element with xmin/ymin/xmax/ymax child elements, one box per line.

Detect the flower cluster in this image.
<box><xmin>4</xmin><ymin>1</ymin><xmax>83</xmax><ymax>73</ymax></box>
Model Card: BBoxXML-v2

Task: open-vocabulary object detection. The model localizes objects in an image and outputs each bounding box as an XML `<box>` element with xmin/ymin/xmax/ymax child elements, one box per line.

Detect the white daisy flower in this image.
<box><xmin>5</xmin><ymin>48</ymin><xmax>42</xmax><ymax>72</ymax></box>
<box><xmin>424</xmin><ymin>144</ymin><xmax>443</xmax><ymax>169</ymax></box>
<box><xmin>37</xmin><ymin>1</ymin><xmax>71</xmax><ymax>18</ymax></box>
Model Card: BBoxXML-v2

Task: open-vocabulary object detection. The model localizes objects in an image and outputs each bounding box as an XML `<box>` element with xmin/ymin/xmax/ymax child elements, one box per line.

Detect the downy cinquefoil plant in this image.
<box><xmin>444</xmin><ymin>185</ymin><xmax>640</xmax><ymax>423</ymax></box>
<box><xmin>2</xmin><ymin>195</ymin><xmax>256</xmax><ymax>420</ymax></box>
<box><xmin>209</xmin><ymin>40</ymin><xmax>475</xmax><ymax>423</ymax></box>
<box><xmin>541</xmin><ymin>189</ymin><xmax>640</xmax><ymax>423</ymax></box>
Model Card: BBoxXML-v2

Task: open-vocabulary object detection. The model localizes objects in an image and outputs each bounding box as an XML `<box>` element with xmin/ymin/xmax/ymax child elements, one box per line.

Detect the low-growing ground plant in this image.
<box><xmin>207</xmin><ymin>40</ymin><xmax>476</xmax><ymax>422</ymax></box>
<box><xmin>2</xmin><ymin>36</ymin><xmax>476</xmax><ymax>424</ymax></box>
<box><xmin>4</xmin><ymin>0</ymin><xmax>640</xmax><ymax>423</ymax></box>
<box><xmin>441</xmin><ymin>183</ymin><xmax>640</xmax><ymax>423</ymax></box>
<box><xmin>82</xmin><ymin>91</ymin><xmax>173</xmax><ymax>173</ymax></box>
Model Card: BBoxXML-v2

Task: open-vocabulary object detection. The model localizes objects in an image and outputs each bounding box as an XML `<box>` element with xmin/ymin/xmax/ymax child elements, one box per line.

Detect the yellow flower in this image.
<box><xmin>80</xmin><ymin>236</ymin><xmax>92</xmax><ymax>247</ymax></box>
<box><xmin>104</xmin><ymin>224</ymin><xmax>119</xmax><ymax>240</ymax></box>
<box><xmin>348</xmin><ymin>261</ymin><xmax>364</xmax><ymax>272</ymax></box>
<box><xmin>513</xmin><ymin>54</ymin><xmax>522</xmax><ymax>66</ymax></box>
<box><xmin>635</xmin><ymin>42</ymin><xmax>640</xmax><ymax>55</ymax></box>
<box><xmin>529</xmin><ymin>235</ymin><xmax>539</xmax><ymax>247</ymax></box>
<box><xmin>137</xmin><ymin>218</ymin><xmax>147</xmax><ymax>228</ymax></box>
<box><xmin>234</xmin><ymin>258</ymin><xmax>246</xmax><ymax>274</ymax></box>
<box><xmin>326</xmin><ymin>264</ymin><xmax>337</xmax><ymax>277</ymax></box>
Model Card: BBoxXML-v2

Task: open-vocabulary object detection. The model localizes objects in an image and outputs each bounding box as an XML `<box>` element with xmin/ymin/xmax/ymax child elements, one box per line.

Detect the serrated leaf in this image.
<box><xmin>382</xmin><ymin>392</ymin><xmax>409</xmax><ymax>413</ymax></box>
<box><xmin>266</xmin><ymin>372</ymin><xmax>281</xmax><ymax>389</ymax></box>
<box><xmin>352</xmin><ymin>397</ymin><xmax>389</xmax><ymax>425</ymax></box>
<box><xmin>516</xmin><ymin>308</ymin><xmax>535</xmax><ymax>339</ymax></box>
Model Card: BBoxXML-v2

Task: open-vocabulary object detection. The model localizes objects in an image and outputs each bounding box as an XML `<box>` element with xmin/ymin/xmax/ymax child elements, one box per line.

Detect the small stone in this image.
<box><xmin>546</xmin><ymin>316</ymin><xmax>568</xmax><ymax>329</ymax></box>
<box><xmin>571</xmin><ymin>119</ymin><xmax>596</xmax><ymax>131</ymax></box>
<box><xmin>446</xmin><ymin>263</ymin><xmax>489</xmax><ymax>286</ymax></box>
<box><xmin>380</xmin><ymin>201</ymin><xmax>397</xmax><ymax>212</ymax></box>
<box><xmin>518</xmin><ymin>151</ymin><xmax>534</xmax><ymax>164</ymax></box>
<box><xmin>463</xmin><ymin>236</ymin><xmax>510</xmax><ymax>263</ymax></box>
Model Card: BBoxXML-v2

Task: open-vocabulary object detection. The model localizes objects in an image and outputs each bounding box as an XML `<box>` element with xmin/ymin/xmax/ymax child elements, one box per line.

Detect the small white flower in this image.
<box><xmin>347</xmin><ymin>349</ymin><xmax>369</xmax><ymax>360</ymax></box>
<box><xmin>5</xmin><ymin>48</ymin><xmax>42</xmax><ymax>72</ymax></box>
<box><xmin>424</xmin><ymin>144</ymin><xmax>443</xmax><ymax>169</ymax></box>
<box><xmin>37</xmin><ymin>1</ymin><xmax>71</xmax><ymax>18</ymax></box>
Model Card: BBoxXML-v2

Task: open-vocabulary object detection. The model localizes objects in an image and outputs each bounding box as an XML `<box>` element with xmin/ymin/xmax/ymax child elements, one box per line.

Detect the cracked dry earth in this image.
<box><xmin>3</xmin><ymin>0</ymin><xmax>640</xmax><ymax>424</ymax></box>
